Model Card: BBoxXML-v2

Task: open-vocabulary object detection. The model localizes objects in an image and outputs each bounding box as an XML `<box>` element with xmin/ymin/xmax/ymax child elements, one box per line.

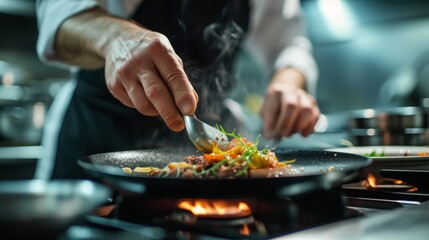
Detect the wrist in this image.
<box><xmin>271</xmin><ymin>67</ymin><xmax>307</xmax><ymax>91</ymax></box>
<box><xmin>93</xmin><ymin>16</ymin><xmax>144</xmax><ymax>58</ymax></box>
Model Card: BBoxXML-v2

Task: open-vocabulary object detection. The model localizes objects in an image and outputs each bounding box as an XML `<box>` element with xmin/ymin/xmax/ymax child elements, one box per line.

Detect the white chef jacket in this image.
<box><xmin>36</xmin><ymin>0</ymin><xmax>318</xmax><ymax>95</ymax></box>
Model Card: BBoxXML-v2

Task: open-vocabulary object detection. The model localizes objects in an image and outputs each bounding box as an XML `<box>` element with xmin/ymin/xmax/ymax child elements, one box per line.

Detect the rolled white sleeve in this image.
<box><xmin>245</xmin><ymin>0</ymin><xmax>318</xmax><ymax>96</ymax></box>
<box><xmin>36</xmin><ymin>0</ymin><xmax>100</xmax><ymax>68</ymax></box>
<box><xmin>36</xmin><ymin>0</ymin><xmax>141</xmax><ymax>69</ymax></box>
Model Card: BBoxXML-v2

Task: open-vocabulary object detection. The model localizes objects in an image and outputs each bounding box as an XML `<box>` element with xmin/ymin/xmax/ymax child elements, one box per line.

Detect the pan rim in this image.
<box><xmin>77</xmin><ymin>148</ymin><xmax>372</xmax><ymax>180</ymax></box>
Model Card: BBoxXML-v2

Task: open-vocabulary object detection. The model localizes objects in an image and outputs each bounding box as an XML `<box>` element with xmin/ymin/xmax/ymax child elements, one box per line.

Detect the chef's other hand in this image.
<box><xmin>260</xmin><ymin>67</ymin><xmax>320</xmax><ymax>138</ymax></box>
<box><xmin>105</xmin><ymin>29</ymin><xmax>198</xmax><ymax>132</ymax></box>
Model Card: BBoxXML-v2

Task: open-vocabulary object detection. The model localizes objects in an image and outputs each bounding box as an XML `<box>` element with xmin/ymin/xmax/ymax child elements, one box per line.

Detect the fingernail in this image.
<box><xmin>181</xmin><ymin>102</ymin><xmax>194</xmax><ymax>115</ymax></box>
<box><xmin>170</xmin><ymin>120</ymin><xmax>184</xmax><ymax>132</ymax></box>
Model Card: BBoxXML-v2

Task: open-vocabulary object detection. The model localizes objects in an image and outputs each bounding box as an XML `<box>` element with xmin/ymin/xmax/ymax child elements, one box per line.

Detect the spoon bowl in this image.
<box><xmin>184</xmin><ymin>115</ymin><xmax>229</xmax><ymax>153</ymax></box>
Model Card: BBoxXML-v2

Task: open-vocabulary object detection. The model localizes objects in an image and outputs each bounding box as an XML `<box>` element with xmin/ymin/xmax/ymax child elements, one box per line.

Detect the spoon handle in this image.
<box><xmin>271</xmin><ymin>136</ymin><xmax>282</xmax><ymax>151</ymax></box>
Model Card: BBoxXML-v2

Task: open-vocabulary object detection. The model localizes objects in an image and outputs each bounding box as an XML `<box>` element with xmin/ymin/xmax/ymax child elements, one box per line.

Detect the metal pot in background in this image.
<box><xmin>349</xmin><ymin>128</ymin><xmax>429</xmax><ymax>146</ymax></box>
<box><xmin>0</xmin><ymin>60</ymin><xmax>31</xmax><ymax>86</ymax></box>
<box><xmin>347</xmin><ymin>107</ymin><xmax>429</xmax><ymax>146</ymax></box>
<box><xmin>348</xmin><ymin>107</ymin><xmax>429</xmax><ymax>129</ymax></box>
<box><xmin>0</xmin><ymin>59</ymin><xmax>69</xmax><ymax>145</ymax></box>
<box><xmin>0</xmin><ymin>99</ymin><xmax>48</xmax><ymax>145</ymax></box>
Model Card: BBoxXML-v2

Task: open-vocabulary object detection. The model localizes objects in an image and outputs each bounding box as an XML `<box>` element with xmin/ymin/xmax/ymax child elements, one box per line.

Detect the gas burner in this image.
<box><xmin>93</xmin><ymin>190</ymin><xmax>348</xmax><ymax>239</ymax></box>
<box><xmin>176</xmin><ymin>199</ymin><xmax>252</xmax><ymax>219</ymax></box>
<box><xmin>342</xmin><ymin>181</ymin><xmax>429</xmax><ymax>203</ymax></box>
<box><xmin>79</xmin><ymin>171</ymin><xmax>429</xmax><ymax>240</ymax></box>
<box><xmin>76</xmin><ymin>182</ymin><xmax>429</xmax><ymax>240</ymax></box>
<box><xmin>342</xmin><ymin>168</ymin><xmax>429</xmax><ymax>204</ymax></box>
<box><xmin>363</xmin><ymin>173</ymin><xmax>414</xmax><ymax>190</ymax></box>
<box><xmin>380</xmin><ymin>169</ymin><xmax>429</xmax><ymax>191</ymax></box>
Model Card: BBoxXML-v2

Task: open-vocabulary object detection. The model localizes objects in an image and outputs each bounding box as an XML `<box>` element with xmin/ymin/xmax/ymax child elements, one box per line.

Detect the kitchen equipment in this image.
<box><xmin>348</xmin><ymin>106</ymin><xmax>429</xmax><ymax>129</ymax></box>
<box><xmin>0</xmin><ymin>146</ymin><xmax>42</xmax><ymax>179</ymax></box>
<box><xmin>77</xmin><ymin>148</ymin><xmax>371</xmax><ymax>198</ymax></box>
<box><xmin>0</xmin><ymin>179</ymin><xmax>111</xmax><ymax>238</ymax></box>
<box><xmin>347</xmin><ymin>107</ymin><xmax>429</xmax><ymax>146</ymax></box>
<box><xmin>59</xmin><ymin>172</ymin><xmax>429</xmax><ymax>240</ymax></box>
<box><xmin>271</xmin><ymin>136</ymin><xmax>282</xmax><ymax>151</ymax></box>
<box><xmin>380</xmin><ymin>169</ymin><xmax>429</xmax><ymax>190</ymax></box>
<box><xmin>327</xmin><ymin>146</ymin><xmax>429</xmax><ymax>178</ymax></box>
<box><xmin>0</xmin><ymin>60</ymin><xmax>67</xmax><ymax>145</ymax></box>
<box><xmin>0</xmin><ymin>99</ymin><xmax>48</xmax><ymax>144</ymax></box>
<box><xmin>0</xmin><ymin>79</ymin><xmax>66</xmax><ymax>145</ymax></box>
<box><xmin>349</xmin><ymin>128</ymin><xmax>429</xmax><ymax>146</ymax></box>
<box><xmin>0</xmin><ymin>60</ymin><xmax>31</xmax><ymax>86</ymax></box>
<box><xmin>184</xmin><ymin>114</ymin><xmax>229</xmax><ymax>153</ymax></box>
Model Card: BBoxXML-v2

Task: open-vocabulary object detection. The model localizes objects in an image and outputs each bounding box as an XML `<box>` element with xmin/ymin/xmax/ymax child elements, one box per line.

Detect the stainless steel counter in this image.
<box><xmin>276</xmin><ymin>200</ymin><xmax>429</xmax><ymax>240</ymax></box>
<box><xmin>0</xmin><ymin>145</ymin><xmax>41</xmax><ymax>179</ymax></box>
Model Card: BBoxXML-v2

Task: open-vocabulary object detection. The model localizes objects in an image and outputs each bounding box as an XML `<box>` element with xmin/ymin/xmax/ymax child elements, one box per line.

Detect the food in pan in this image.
<box><xmin>122</xmin><ymin>129</ymin><xmax>301</xmax><ymax>178</ymax></box>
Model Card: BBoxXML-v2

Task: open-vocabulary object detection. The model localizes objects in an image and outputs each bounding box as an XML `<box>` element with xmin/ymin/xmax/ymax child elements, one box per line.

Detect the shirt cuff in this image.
<box><xmin>273</xmin><ymin>37</ymin><xmax>319</xmax><ymax>96</ymax></box>
<box><xmin>36</xmin><ymin>0</ymin><xmax>99</xmax><ymax>69</ymax></box>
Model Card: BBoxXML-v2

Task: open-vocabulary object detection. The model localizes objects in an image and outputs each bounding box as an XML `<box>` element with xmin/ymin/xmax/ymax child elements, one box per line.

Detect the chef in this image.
<box><xmin>35</xmin><ymin>0</ymin><xmax>320</xmax><ymax>179</ymax></box>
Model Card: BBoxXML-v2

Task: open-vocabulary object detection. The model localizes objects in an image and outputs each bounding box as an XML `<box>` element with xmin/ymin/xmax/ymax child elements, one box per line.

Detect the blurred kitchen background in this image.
<box><xmin>1</xmin><ymin>0</ymin><xmax>429</xmax><ymax>178</ymax></box>
<box><xmin>0</xmin><ymin>0</ymin><xmax>70</xmax><ymax>179</ymax></box>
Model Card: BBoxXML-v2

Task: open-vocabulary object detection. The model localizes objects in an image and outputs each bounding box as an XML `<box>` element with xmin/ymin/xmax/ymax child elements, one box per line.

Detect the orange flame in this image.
<box><xmin>365</xmin><ymin>173</ymin><xmax>407</xmax><ymax>189</ymax></box>
<box><xmin>240</xmin><ymin>224</ymin><xmax>250</xmax><ymax>235</ymax></box>
<box><xmin>366</xmin><ymin>173</ymin><xmax>377</xmax><ymax>188</ymax></box>
<box><xmin>177</xmin><ymin>199</ymin><xmax>251</xmax><ymax>218</ymax></box>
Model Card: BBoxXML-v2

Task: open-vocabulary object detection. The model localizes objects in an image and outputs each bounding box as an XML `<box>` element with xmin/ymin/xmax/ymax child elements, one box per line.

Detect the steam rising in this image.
<box><xmin>185</xmin><ymin>20</ymin><xmax>245</xmax><ymax>123</ymax></box>
<box><xmin>144</xmin><ymin>2</ymin><xmax>248</xmax><ymax>149</ymax></box>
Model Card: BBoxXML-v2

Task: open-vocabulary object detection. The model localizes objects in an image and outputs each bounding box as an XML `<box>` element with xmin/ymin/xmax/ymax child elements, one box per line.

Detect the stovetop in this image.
<box><xmin>275</xmin><ymin>200</ymin><xmax>429</xmax><ymax>240</ymax></box>
<box><xmin>54</xmin><ymin>183</ymin><xmax>429</xmax><ymax>240</ymax></box>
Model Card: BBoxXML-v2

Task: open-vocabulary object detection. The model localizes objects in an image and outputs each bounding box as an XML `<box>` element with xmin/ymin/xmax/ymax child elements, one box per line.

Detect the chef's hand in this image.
<box><xmin>104</xmin><ymin>29</ymin><xmax>198</xmax><ymax>132</ymax></box>
<box><xmin>260</xmin><ymin>67</ymin><xmax>320</xmax><ymax>138</ymax></box>
<box><xmin>55</xmin><ymin>8</ymin><xmax>198</xmax><ymax>132</ymax></box>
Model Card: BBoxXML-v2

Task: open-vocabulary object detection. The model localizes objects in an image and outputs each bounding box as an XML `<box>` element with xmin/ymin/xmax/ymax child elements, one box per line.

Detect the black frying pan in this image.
<box><xmin>78</xmin><ymin>148</ymin><xmax>372</xmax><ymax>198</ymax></box>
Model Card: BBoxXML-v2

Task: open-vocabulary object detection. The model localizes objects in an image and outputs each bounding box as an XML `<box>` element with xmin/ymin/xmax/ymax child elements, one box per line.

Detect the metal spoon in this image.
<box><xmin>271</xmin><ymin>136</ymin><xmax>282</xmax><ymax>152</ymax></box>
<box><xmin>184</xmin><ymin>114</ymin><xmax>229</xmax><ymax>153</ymax></box>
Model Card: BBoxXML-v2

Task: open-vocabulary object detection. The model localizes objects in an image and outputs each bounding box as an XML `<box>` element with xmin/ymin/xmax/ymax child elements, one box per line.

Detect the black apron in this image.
<box><xmin>51</xmin><ymin>0</ymin><xmax>250</xmax><ymax>179</ymax></box>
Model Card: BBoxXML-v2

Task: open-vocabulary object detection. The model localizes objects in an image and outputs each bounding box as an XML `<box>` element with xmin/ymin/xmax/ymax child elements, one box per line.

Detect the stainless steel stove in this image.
<box><xmin>56</xmin><ymin>175</ymin><xmax>429</xmax><ymax>240</ymax></box>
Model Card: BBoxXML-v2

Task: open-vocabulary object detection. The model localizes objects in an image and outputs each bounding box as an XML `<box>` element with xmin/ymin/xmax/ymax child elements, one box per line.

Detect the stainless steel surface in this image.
<box><xmin>184</xmin><ymin>114</ymin><xmax>229</xmax><ymax>153</ymax></box>
<box><xmin>0</xmin><ymin>145</ymin><xmax>41</xmax><ymax>161</ymax></box>
<box><xmin>0</xmin><ymin>146</ymin><xmax>41</xmax><ymax>179</ymax></box>
<box><xmin>275</xmin><ymin>201</ymin><xmax>429</xmax><ymax>240</ymax></box>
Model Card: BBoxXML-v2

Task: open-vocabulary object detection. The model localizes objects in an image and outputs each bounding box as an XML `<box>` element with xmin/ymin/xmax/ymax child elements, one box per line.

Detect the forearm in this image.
<box><xmin>55</xmin><ymin>7</ymin><xmax>144</xmax><ymax>69</ymax></box>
